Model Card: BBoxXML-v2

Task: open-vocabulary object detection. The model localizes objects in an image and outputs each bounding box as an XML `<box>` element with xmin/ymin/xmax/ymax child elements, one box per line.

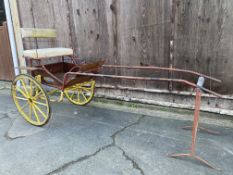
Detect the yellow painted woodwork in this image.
<box><xmin>64</xmin><ymin>80</ymin><xmax>95</xmax><ymax>106</ymax></box>
<box><xmin>23</xmin><ymin>48</ymin><xmax>73</xmax><ymax>59</ymax></box>
<box><xmin>12</xmin><ymin>74</ymin><xmax>51</xmax><ymax>126</ymax></box>
<box><xmin>20</xmin><ymin>28</ymin><xmax>57</xmax><ymax>38</ymax></box>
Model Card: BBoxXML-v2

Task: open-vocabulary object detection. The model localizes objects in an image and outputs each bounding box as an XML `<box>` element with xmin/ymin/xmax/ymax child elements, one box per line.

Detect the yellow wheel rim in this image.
<box><xmin>12</xmin><ymin>74</ymin><xmax>51</xmax><ymax>126</ymax></box>
<box><xmin>64</xmin><ymin>80</ymin><xmax>95</xmax><ymax>106</ymax></box>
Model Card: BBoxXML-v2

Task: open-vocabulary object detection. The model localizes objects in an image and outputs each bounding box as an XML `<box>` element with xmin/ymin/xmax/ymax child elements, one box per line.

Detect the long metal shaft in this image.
<box><xmin>65</xmin><ymin>72</ymin><xmax>222</xmax><ymax>97</ymax></box>
<box><xmin>102</xmin><ymin>65</ymin><xmax>222</xmax><ymax>83</ymax></box>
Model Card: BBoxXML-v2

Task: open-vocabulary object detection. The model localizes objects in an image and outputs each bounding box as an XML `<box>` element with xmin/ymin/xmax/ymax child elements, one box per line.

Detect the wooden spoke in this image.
<box><xmin>15</xmin><ymin>96</ymin><xmax>28</xmax><ymax>101</ymax></box>
<box><xmin>29</xmin><ymin>80</ymin><xmax>33</xmax><ymax>96</ymax></box>
<box><xmin>77</xmin><ymin>91</ymin><xmax>80</xmax><ymax>103</ymax></box>
<box><xmin>15</xmin><ymin>86</ymin><xmax>28</xmax><ymax>98</ymax></box>
<box><xmin>70</xmin><ymin>92</ymin><xmax>75</xmax><ymax>99</ymax></box>
<box><xmin>32</xmin><ymin>105</ymin><xmax>41</xmax><ymax>124</ymax></box>
<box><xmin>33</xmin><ymin>100</ymin><xmax>48</xmax><ymax>107</ymax></box>
<box><xmin>33</xmin><ymin>91</ymin><xmax>43</xmax><ymax>100</ymax></box>
<box><xmin>80</xmin><ymin>91</ymin><xmax>88</xmax><ymax>101</ymax></box>
<box><xmin>20</xmin><ymin>79</ymin><xmax>29</xmax><ymax>96</ymax></box>
<box><xmin>33</xmin><ymin>103</ymin><xmax>48</xmax><ymax>119</ymax></box>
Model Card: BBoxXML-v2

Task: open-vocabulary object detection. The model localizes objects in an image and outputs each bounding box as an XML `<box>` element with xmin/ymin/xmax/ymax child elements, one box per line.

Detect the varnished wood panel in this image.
<box><xmin>0</xmin><ymin>22</ymin><xmax>14</xmax><ymax>80</ymax></box>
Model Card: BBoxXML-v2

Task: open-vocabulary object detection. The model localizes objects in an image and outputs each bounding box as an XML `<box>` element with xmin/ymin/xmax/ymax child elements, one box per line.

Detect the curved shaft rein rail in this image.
<box><xmin>65</xmin><ymin>65</ymin><xmax>222</xmax><ymax>98</ymax></box>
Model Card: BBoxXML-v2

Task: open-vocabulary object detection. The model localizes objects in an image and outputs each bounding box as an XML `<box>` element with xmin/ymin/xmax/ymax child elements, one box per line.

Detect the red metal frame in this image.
<box><xmin>169</xmin><ymin>88</ymin><xmax>220</xmax><ymax>170</ymax></box>
<box><xmin>65</xmin><ymin>71</ymin><xmax>222</xmax><ymax>97</ymax></box>
<box><xmin>64</xmin><ymin>65</ymin><xmax>222</xmax><ymax>169</ymax></box>
<box><xmin>20</xmin><ymin>56</ymin><xmax>222</xmax><ymax>169</ymax></box>
<box><xmin>102</xmin><ymin>65</ymin><xmax>222</xmax><ymax>83</ymax></box>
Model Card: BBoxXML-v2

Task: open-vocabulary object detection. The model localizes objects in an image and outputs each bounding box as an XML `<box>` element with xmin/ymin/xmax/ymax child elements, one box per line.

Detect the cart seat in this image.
<box><xmin>23</xmin><ymin>48</ymin><xmax>73</xmax><ymax>59</ymax></box>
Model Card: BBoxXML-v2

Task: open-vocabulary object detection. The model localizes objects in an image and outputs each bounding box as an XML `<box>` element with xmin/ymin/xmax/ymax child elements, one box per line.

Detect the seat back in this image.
<box><xmin>20</xmin><ymin>28</ymin><xmax>57</xmax><ymax>59</ymax></box>
<box><xmin>20</xmin><ymin>28</ymin><xmax>74</xmax><ymax>61</ymax></box>
<box><xmin>20</xmin><ymin>28</ymin><xmax>56</xmax><ymax>39</ymax></box>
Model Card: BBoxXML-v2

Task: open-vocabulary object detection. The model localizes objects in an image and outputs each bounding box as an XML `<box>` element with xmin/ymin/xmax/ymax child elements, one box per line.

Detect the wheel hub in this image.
<box><xmin>28</xmin><ymin>98</ymin><xmax>33</xmax><ymax>103</ymax></box>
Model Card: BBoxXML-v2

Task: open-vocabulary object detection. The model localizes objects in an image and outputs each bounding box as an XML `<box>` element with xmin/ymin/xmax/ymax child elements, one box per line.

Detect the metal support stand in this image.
<box><xmin>169</xmin><ymin>88</ymin><xmax>219</xmax><ymax>170</ymax></box>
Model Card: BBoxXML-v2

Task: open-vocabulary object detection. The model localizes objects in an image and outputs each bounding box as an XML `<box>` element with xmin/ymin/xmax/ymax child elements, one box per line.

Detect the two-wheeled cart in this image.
<box><xmin>12</xmin><ymin>28</ymin><xmax>222</xmax><ymax>170</ymax></box>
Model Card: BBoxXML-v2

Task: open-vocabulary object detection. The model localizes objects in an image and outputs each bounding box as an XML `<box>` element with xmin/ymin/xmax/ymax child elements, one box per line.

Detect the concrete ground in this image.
<box><xmin>0</xmin><ymin>87</ymin><xmax>233</xmax><ymax>175</ymax></box>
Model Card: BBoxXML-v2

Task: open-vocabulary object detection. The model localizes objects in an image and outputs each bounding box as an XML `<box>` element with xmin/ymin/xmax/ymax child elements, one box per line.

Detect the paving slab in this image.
<box><xmin>0</xmin><ymin>89</ymin><xmax>232</xmax><ymax>175</ymax></box>
<box><xmin>55</xmin><ymin>147</ymin><xmax>141</xmax><ymax>175</ymax></box>
<box><xmin>6</xmin><ymin>117</ymin><xmax>47</xmax><ymax>139</ymax></box>
<box><xmin>115</xmin><ymin>116</ymin><xmax>233</xmax><ymax>175</ymax></box>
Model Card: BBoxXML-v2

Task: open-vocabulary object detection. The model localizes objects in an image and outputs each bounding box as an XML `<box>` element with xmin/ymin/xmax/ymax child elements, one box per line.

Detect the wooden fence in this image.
<box><xmin>17</xmin><ymin>0</ymin><xmax>233</xmax><ymax>95</ymax></box>
<box><xmin>174</xmin><ymin>0</ymin><xmax>233</xmax><ymax>94</ymax></box>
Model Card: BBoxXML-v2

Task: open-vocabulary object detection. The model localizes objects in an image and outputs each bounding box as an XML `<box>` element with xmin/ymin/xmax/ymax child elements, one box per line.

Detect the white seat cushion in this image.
<box><xmin>23</xmin><ymin>48</ymin><xmax>73</xmax><ymax>59</ymax></box>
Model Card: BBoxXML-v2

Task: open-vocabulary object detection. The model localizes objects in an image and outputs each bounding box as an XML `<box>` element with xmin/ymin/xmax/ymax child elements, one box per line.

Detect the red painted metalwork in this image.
<box><xmin>64</xmin><ymin>69</ymin><xmax>222</xmax><ymax>170</ymax></box>
<box><xmin>65</xmin><ymin>72</ymin><xmax>222</xmax><ymax>97</ymax></box>
<box><xmin>19</xmin><ymin>56</ymin><xmax>222</xmax><ymax>170</ymax></box>
<box><xmin>102</xmin><ymin>65</ymin><xmax>222</xmax><ymax>83</ymax></box>
<box><xmin>169</xmin><ymin>88</ymin><xmax>220</xmax><ymax>170</ymax></box>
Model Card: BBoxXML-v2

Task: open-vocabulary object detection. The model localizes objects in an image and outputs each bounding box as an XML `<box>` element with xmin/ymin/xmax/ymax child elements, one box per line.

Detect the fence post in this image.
<box><xmin>8</xmin><ymin>0</ymin><xmax>26</xmax><ymax>74</ymax></box>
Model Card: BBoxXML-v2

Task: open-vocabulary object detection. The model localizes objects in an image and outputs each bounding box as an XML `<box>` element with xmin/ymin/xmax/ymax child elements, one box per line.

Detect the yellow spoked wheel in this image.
<box><xmin>64</xmin><ymin>80</ymin><xmax>95</xmax><ymax>106</ymax></box>
<box><xmin>12</xmin><ymin>74</ymin><xmax>51</xmax><ymax>126</ymax></box>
